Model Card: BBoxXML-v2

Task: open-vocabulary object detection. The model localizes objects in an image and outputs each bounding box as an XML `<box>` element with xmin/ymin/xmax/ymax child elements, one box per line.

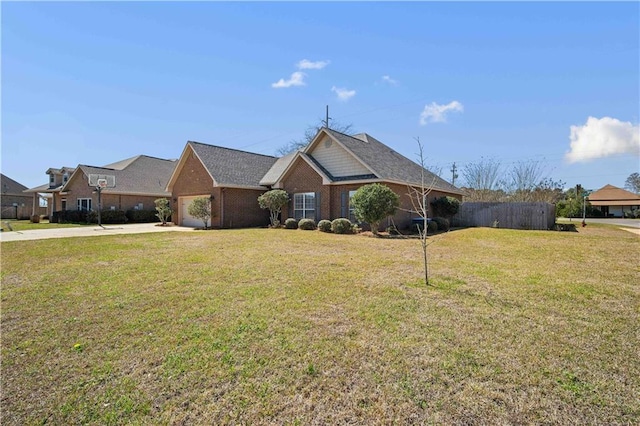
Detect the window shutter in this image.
<box><xmin>341</xmin><ymin>191</ymin><xmax>348</xmax><ymax>218</ymax></box>
<box><xmin>289</xmin><ymin>198</ymin><xmax>293</xmax><ymax>219</ymax></box>
<box><xmin>315</xmin><ymin>192</ymin><xmax>321</xmax><ymax>221</ymax></box>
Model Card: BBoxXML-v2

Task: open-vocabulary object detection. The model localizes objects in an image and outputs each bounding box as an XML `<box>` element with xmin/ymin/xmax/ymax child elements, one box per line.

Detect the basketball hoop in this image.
<box><xmin>97</xmin><ymin>179</ymin><xmax>108</xmax><ymax>189</ymax></box>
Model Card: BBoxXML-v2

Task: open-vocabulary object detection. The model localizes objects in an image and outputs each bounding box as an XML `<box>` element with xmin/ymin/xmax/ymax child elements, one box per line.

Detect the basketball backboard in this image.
<box><xmin>88</xmin><ymin>174</ymin><xmax>116</xmax><ymax>188</ymax></box>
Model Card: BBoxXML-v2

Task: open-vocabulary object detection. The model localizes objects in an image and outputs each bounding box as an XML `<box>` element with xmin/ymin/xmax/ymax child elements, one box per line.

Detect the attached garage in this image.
<box><xmin>179</xmin><ymin>195</ymin><xmax>210</xmax><ymax>228</ymax></box>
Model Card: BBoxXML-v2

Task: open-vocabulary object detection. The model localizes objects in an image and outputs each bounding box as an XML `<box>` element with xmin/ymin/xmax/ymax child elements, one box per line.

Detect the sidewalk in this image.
<box><xmin>0</xmin><ymin>223</ymin><xmax>193</xmax><ymax>242</ymax></box>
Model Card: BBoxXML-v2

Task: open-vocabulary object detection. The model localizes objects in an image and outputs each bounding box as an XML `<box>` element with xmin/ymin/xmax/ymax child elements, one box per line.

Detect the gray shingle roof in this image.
<box><xmin>189</xmin><ymin>141</ymin><xmax>278</xmax><ymax>187</ymax></box>
<box><xmin>74</xmin><ymin>155</ymin><xmax>176</xmax><ymax>196</ymax></box>
<box><xmin>315</xmin><ymin>129</ymin><xmax>464</xmax><ymax>194</ymax></box>
<box><xmin>259</xmin><ymin>150</ymin><xmax>298</xmax><ymax>186</ymax></box>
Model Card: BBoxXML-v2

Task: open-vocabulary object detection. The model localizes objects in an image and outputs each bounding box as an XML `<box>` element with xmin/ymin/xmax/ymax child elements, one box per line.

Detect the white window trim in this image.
<box><xmin>77</xmin><ymin>198</ymin><xmax>92</xmax><ymax>211</ymax></box>
<box><xmin>294</xmin><ymin>192</ymin><xmax>315</xmax><ymax>220</ymax></box>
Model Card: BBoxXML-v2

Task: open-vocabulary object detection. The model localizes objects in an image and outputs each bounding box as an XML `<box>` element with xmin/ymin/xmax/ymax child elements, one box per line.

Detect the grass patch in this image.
<box><xmin>2</xmin><ymin>226</ymin><xmax>639</xmax><ymax>424</ymax></box>
<box><xmin>1</xmin><ymin>219</ymin><xmax>90</xmax><ymax>232</ymax></box>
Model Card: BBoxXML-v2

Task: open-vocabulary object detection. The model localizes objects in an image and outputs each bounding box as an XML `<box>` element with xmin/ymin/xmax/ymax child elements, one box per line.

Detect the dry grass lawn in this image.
<box><xmin>1</xmin><ymin>225</ymin><xmax>639</xmax><ymax>424</ymax></box>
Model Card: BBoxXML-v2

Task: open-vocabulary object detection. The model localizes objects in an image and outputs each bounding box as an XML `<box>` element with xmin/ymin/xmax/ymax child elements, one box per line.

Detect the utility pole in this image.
<box><xmin>450</xmin><ymin>162</ymin><xmax>458</xmax><ymax>186</ymax></box>
<box><xmin>323</xmin><ymin>105</ymin><xmax>330</xmax><ymax>128</ymax></box>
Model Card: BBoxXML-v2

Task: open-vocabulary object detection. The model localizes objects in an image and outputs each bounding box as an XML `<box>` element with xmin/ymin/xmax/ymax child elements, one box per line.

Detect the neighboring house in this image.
<box><xmin>166</xmin><ymin>142</ymin><xmax>278</xmax><ymax>228</ymax></box>
<box><xmin>169</xmin><ymin>128</ymin><xmax>464</xmax><ymax>229</ymax></box>
<box><xmin>261</xmin><ymin>128</ymin><xmax>464</xmax><ymax>231</ymax></box>
<box><xmin>0</xmin><ymin>174</ymin><xmax>33</xmax><ymax>219</ymax></box>
<box><xmin>23</xmin><ymin>167</ymin><xmax>76</xmax><ymax>217</ymax></box>
<box><xmin>25</xmin><ymin>156</ymin><xmax>176</xmax><ymax>217</ymax></box>
<box><xmin>588</xmin><ymin>184</ymin><xmax>640</xmax><ymax>217</ymax></box>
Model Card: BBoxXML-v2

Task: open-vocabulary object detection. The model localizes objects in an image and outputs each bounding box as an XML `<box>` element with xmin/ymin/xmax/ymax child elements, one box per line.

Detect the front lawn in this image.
<box><xmin>1</xmin><ymin>219</ymin><xmax>91</xmax><ymax>232</ymax></box>
<box><xmin>1</xmin><ymin>227</ymin><xmax>638</xmax><ymax>424</ymax></box>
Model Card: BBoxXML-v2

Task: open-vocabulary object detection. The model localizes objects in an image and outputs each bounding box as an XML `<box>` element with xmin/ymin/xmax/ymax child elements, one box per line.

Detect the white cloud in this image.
<box><xmin>331</xmin><ymin>86</ymin><xmax>356</xmax><ymax>102</ymax></box>
<box><xmin>381</xmin><ymin>75</ymin><xmax>398</xmax><ymax>85</ymax></box>
<box><xmin>271</xmin><ymin>71</ymin><xmax>306</xmax><ymax>89</ymax></box>
<box><xmin>419</xmin><ymin>100</ymin><xmax>464</xmax><ymax>125</ymax></box>
<box><xmin>297</xmin><ymin>59</ymin><xmax>330</xmax><ymax>70</ymax></box>
<box><xmin>565</xmin><ymin>116</ymin><xmax>640</xmax><ymax>163</ymax></box>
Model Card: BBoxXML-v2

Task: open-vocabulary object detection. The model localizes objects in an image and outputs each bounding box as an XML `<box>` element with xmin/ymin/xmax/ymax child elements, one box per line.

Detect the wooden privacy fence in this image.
<box><xmin>452</xmin><ymin>202</ymin><xmax>556</xmax><ymax>230</ymax></box>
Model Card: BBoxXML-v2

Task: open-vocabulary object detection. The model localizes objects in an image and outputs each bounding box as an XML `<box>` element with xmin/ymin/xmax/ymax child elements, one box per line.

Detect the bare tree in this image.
<box><xmin>502</xmin><ymin>160</ymin><xmax>546</xmax><ymax>202</ymax></box>
<box><xmin>276</xmin><ymin>121</ymin><xmax>354</xmax><ymax>155</ymax></box>
<box><xmin>406</xmin><ymin>137</ymin><xmax>438</xmax><ymax>286</ymax></box>
<box><xmin>461</xmin><ymin>158</ymin><xmax>502</xmax><ymax>201</ymax></box>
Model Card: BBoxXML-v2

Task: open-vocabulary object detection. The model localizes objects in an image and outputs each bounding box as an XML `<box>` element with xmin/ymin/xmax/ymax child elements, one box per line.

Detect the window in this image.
<box><xmin>294</xmin><ymin>192</ymin><xmax>315</xmax><ymax>220</ymax></box>
<box><xmin>49</xmin><ymin>174</ymin><xmax>55</xmax><ymax>186</ymax></box>
<box><xmin>77</xmin><ymin>198</ymin><xmax>92</xmax><ymax>211</ymax></box>
<box><xmin>61</xmin><ymin>199</ymin><xmax>67</xmax><ymax>211</ymax></box>
<box><xmin>62</xmin><ymin>173</ymin><xmax>69</xmax><ymax>184</ymax></box>
<box><xmin>348</xmin><ymin>190</ymin><xmax>357</xmax><ymax>222</ymax></box>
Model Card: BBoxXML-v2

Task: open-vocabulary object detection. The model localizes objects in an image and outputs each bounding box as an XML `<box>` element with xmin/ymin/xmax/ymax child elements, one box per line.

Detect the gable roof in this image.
<box><xmin>290</xmin><ymin>128</ymin><xmax>464</xmax><ymax>194</ymax></box>
<box><xmin>589</xmin><ymin>184</ymin><xmax>640</xmax><ymax>206</ymax></box>
<box><xmin>180</xmin><ymin>141</ymin><xmax>278</xmax><ymax>189</ymax></box>
<box><xmin>1</xmin><ymin>174</ymin><xmax>29</xmax><ymax>195</ymax></box>
<box><xmin>64</xmin><ymin>155</ymin><xmax>176</xmax><ymax>196</ymax></box>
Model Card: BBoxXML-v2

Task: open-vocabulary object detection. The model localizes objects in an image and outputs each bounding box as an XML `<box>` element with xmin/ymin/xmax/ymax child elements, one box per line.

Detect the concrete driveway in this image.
<box><xmin>0</xmin><ymin>223</ymin><xmax>194</xmax><ymax>242</ymax></box>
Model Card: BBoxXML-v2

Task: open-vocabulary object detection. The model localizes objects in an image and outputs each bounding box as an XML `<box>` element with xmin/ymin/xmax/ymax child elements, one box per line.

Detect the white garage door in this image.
<box><xmin>180</xmin><ymin>196</ymin><xmax>211</xmax><ymax>228</ymax></box>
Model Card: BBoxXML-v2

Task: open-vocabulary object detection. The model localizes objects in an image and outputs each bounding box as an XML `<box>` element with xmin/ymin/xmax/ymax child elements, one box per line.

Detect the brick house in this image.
<box><xmin>0</xmin><ymin>174</ymin><xmax>33</xmax><ymax>219</ymax></box>
<box><xmin>166</xmin><ymin>142</ymin><xmax>278</xmax><ymax>228</ymax></box>
<box><xmin>170</xmin><ymin>128</ymin><xmax>463</xmax><ymax>229</ymax></box>
<box><xmin>25</xmin><ymin>156</ymin><xmax>176</xmax><ymax>218</ymax></box>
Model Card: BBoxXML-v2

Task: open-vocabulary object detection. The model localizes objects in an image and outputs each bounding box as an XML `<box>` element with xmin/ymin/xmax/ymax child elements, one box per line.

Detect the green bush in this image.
<box><xmin>430</xmin><ymin>196</ymin><xmax>460</xmax><ymax>218</ymax></box>
<box><xmin>88</xmin><ymin>210</ymin><xmax>128</xmax><ymax>224</ymax></box>
<box><xmin>317</xmin><ymin>219</ymin><xmax>332</xmax><ymax>232</ymax></box>
<box><xmin>52</xmin><ymin>210</ymin><xmax>89</xmax><ymax>224</ymax></box>
<box><xmin>432</xmin><ymin>217</ymin><xmax>450</xmax><ymax>232</ymax></box>
<box><xmin>427</xmin><ymin>220</ymin><xmax>438</xmax><ymax>234</ymax></box>
<box><xmin>284</xmin><ymin>218</ymin><xmax>298</xmax><ymax>229</ymax></box>
<box><xmin>298</xmin><ymin>218</ymin><xmax>316</xmax><ymax>230</ymax></box>
<box><xmin>126</xmin><ymin>209</ymin><xmax>159</xmax><ymax>223</ymax></box>
<box><xmin>331</xmin><ymin>218</ymin><xmax>352</xmax><ymax>234</ymax></box>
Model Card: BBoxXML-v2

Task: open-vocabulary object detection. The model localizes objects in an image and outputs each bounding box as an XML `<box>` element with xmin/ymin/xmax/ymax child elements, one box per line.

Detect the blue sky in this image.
<box><xmin>2</xmin><ymin>2</ymin><xmax>639</xmax><ymax>191</ymax></box>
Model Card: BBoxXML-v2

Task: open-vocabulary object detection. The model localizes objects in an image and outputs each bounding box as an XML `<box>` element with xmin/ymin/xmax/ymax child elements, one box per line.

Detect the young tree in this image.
<box><xmin>350</xmin><ymin>183</ymin><xmax>399</xmax><ymax>236</ymax></box>
<box><xmin>406</xmin><ymin>137</ymin><xmax>438</xmax><ymax>286</ymax></box>
<box><xmin>257</xmin><ymin>189</ymin><xmax>289</xmax><ymax>227</ymax></box>
<box><xmin>154</xmin><ymin>198</ymin><xmax>172</xmax><ymax>225</ymax></box>
<box><xmin>625</xmin><ymin>172</ymin><xmax>640</xmax><ymax>194</ymax></box>
<box><xmin>187</xmin><ymin>197</ymin><xmax>213</xmax><ymax>229</ymax></box>
<box><xmin>276</xmin><ymin>120</ymin><xmax>354</xmax><ymax>155</ymax></box>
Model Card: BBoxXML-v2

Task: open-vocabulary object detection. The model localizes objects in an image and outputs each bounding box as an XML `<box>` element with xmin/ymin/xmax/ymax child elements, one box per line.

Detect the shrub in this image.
<box><xmin>298</xmin><ymin>218</ymin><xmax>316</xmax><ymax>230</ymax></box>
<box><xmin>317</xmin><ymin>219</ymin><xmax>332</xmax><ymax>232</ymax></box>
<box><xmin>88</xmin><ymin>210</ymin><xmax>128</xmax><ymax>224</ymax></box>
<box><xmin>258</xmin><ymin>189</ymin><xmax>289</xmax><ymax>227</ymax></box>
<box><xmin>350</xmin><ymin>184</ymin><xmax>400</xmax><ymax>236</ymax></box>
<box><xmin>284</xmin><ymin>218</ymin><xmax>298</xmax><ymax>229</ymax></box>
<box><xmin>432</xmin><ymin>217</ymin><xmax>450</xmax><ymax>232</ymax></box>
<box><xmin>430</xmin><ymin>196</ymin><xmax>461</xmax><ymax>218</ymax></box>
<box><xmin>52</xmin><ymin>210</ymin><xmax>89</xmax><ymax>224</ymax></box>
<box><xmin>427</xmin><ymin>220</ymin><xmax>438</xmax><ymax>234</ymax></box>
<box><xmin>126</xmin><ymin>209</ymin><xmax>159</xmax><ymax>223</ymax></box>
<box><xmin>331</xmin><ymin>218</ymin><xmax>352</xmax><ymax>234</ymax></box>
<box><xmin>155</xmin><ymin>198</ymin><xmax>172</xmax><ymax>225</ymax></box>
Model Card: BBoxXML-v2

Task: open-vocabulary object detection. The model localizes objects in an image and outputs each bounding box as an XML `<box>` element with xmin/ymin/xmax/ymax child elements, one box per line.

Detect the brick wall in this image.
<box><xmin>170</xmin><ymin>148</ymin><xmax>215</xmax><ymax>225</ymax></box>
<box><xmin>221</xmin><ymin>188</ymin><xmax>269</xmax><ymax>228</ymax></box>
<box><xmin>279</xmin><ymin>158</ymin><xmax>330</xmax><ymax>221</ymax></box>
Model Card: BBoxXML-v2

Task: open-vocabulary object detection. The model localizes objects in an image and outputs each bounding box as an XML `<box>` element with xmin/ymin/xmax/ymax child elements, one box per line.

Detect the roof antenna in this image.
<box><xmin>323</xmin><ymin>105</ymin><xmax>331</xmax><ymax>128</ymax></box>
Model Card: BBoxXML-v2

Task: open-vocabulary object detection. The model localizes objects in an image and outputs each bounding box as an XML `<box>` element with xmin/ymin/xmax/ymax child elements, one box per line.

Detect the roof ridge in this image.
<box><xmin>188</xmin><ymin>140</ymin><xmax>277</xmax><ymax>159</ymax></box>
